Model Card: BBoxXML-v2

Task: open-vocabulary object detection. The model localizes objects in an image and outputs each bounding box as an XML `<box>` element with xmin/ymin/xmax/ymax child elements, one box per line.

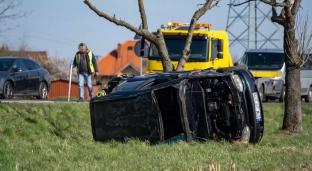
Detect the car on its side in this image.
<box><xmin>0</xmin><ymin>57</ymin><xmax>51</xmax><ymax>99</ymax></box>
<box><xmin>90</xmin><ymin>67</ymin><xmax>264</xmax><ymax>144</ymax></box>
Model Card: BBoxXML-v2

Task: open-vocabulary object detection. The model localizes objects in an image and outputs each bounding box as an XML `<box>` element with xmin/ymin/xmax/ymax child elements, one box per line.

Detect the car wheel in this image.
<box><xmin>304</xmin><ymin>87</ymin><xmax>312</xmax><ymax>103</ymax></box>
<box><xmin>3</xmin><ymin>81</ymin><xmax>13</xmax><ymax>99</ymax></box>
<box><xmin>278</xmin><ymin>86</ymin><xmax>285</xmax><ymax>102</ymax></box>
<box><xmin>36</xmin><ymin>82</ymin><xmax>48</xmax><ymax>99</ymax></box>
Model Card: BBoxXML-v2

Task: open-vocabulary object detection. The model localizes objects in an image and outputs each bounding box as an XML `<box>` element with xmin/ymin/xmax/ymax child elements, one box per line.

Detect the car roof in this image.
<box><xmin>0</xmin><ymin>56</ymin><xmax>28</xmax><ymax>60</ymax></box>
<box><xmin>245</xmin><ymin>49</ymin><xmax>284</xmax><ymax>53</ymax></box>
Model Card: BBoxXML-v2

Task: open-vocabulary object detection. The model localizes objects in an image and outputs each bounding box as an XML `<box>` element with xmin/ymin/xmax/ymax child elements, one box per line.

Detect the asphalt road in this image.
<box><xmin>0</xmin><ymin>99</ymin><xmax>90</xmax><ymax>103</ymax></box>
<box><xmin>0</xmin><ymin>99</ymin><xmax>283</xmax><ymax>104</ymax></box>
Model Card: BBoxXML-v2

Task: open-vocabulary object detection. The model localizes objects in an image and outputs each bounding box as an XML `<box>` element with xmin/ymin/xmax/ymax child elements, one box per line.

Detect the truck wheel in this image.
<box><xmin>278</xmin><ymin>86</ymin><xmax>285</xmax><ymax>102</ymax></box>
<box><xmin>304</xmin><ymin>87</ymin><xmax>312</xmax><ymax>103</ymax></box>
<box><xmin>259</xmin><ymin>85</ymin><xmax>266</xmax><ymax>102</ymax></box>
<box><xmin>216</xmin><ymin>65</ymin><xmax>248</xmax><ymax>73</ymax></box>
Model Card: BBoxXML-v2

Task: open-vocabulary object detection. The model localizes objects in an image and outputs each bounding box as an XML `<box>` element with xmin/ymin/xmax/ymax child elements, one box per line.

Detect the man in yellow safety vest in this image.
<box><xmin>71</xmin><ymin>43</ymin><xmax>99</xmax><ymax>102</ymax></box>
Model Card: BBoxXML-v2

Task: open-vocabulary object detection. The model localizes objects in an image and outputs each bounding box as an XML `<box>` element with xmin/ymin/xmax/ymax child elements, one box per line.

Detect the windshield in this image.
<box><xmin>0</xmin><ymin>58</ymin><xmax>14</xmax><ymax>71</ymax></box>
<box><xmin>240</xmin><ymin>52</ymin><xmax>284</xmax><ymax>70</ymax></box>
<box><xmin>148</xmin><ymin>36</ymin><xmax>208</xmax><ymax>62</ymax></box>
<box><xmin>301</xmin><ymin>54</ymin><xmax>312</xmax><ymax>70</ymax></box>
<box><xmin>114</xmin><ymin>80</ymin><xmax>145</xmax><ymax>92</ymax></box>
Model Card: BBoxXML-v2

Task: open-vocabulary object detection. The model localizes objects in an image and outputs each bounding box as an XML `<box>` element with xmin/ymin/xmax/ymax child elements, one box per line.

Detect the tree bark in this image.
<box><xmin>282</xmin><ymin>13</ymin><xmax>303</xmax><ymax>134</ymax></box>
<box><xmin>154</xmin><ymin>30</ymin><xmax>173</xmax><ymax>72</ymax></box>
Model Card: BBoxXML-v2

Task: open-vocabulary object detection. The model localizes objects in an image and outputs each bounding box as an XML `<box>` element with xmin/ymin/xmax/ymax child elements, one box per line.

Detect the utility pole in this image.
<box><xmin>226</xmin><ymin>0</ymin><xmax>280</xmax><ymax>51</ymax></box>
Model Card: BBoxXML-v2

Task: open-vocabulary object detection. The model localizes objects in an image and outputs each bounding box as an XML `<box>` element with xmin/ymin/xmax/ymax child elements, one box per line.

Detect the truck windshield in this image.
<box><xmin>148</xmin><ymin>36</ymin><xmax>208</xmax><ymax>62</ymax></box>
<box><xmin>301</xmin><ymin>54</ymin><xmax>312</xmax><ymax>70</ymax></box>
<box><xmin>240</xmin><ymin>52</ymin><xmax>284</xmax><ymax>70</ymax></box>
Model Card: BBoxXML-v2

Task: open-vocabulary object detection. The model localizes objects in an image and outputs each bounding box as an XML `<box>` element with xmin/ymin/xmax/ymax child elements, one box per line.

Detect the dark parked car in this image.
<box><xmin>0</xmin><ymin>57</ymin><xmax>51</xmax><ymax>99</ymax></box>
<box><xmin>90</xmin><ymin>67</ymin><xmax>264</xmax><ymax>144</ymax></box>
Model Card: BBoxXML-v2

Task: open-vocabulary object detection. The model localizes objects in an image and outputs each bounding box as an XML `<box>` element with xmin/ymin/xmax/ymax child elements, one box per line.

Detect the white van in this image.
<box><xmin>240</xmin><ymin>49</ymin><xmax>312</xmax><ymax>102</ymax></box>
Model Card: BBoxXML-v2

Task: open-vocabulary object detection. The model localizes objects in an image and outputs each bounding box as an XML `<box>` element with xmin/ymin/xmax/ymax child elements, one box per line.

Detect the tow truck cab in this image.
<box><xmin>147</xmin><ymin>22</ymin><xmax>234</xmax><ymax>73</ymax></box>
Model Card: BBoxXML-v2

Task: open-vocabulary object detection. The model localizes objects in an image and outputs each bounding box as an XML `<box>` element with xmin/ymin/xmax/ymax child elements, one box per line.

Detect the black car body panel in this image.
<box><xmin>90</xmin><ymin>68</ymin><xmax>264</xmax><ymax>144</ymax></box>
<box><xmin>0</xmin><ymin>57</ymin><xmax>51</xmax><ymax>98</ymax></box>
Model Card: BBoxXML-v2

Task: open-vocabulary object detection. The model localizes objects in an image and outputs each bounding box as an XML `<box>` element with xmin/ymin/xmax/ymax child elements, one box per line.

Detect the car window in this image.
<box><xmin>23</xmin><ymin>59</ymin><xmax>39</xmax><ymax>70</ymax></box>
<box><xmin>14</xmin><ymin>59</ymin><xmax>27</xmax><ymax>71</ymax></box>
<box><xmin>0</xmin><ymin>58</ymin><xmax>14</xmax><ymax>71</ymax></box>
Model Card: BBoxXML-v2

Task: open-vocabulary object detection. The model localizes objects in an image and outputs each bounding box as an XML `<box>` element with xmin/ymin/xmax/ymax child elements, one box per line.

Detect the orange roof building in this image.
<box><xmin>97</xmin><ymin>40</ymin><xmax>148</xmax><ymax>86</ymax></box>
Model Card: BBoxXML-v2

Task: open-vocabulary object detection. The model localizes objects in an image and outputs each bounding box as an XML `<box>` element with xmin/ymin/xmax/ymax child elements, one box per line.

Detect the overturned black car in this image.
<box><xmin>89</xmin><ymin>68</ymin><xmax>264</xmax><ymax>144</ymax></box>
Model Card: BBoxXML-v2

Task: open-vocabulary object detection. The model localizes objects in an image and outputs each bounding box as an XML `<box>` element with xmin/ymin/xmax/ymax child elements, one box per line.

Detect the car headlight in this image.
<box><xmin>231</xmin><ymin>74</ymin><xmax>243</xmax><ymax>92</ymax></box>
<box><xmin>241</xmin><ymin>125</ymin><xmax>251</xmax><ymax>143</ymax></box>
<box><xmin>252</xmin><ymin>92</ymin><xmax>262</xmax><ymax>122</ymax></box>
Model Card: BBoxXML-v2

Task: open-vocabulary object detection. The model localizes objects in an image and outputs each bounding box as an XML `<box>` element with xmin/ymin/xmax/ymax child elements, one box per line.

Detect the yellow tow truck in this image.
<box><xmin>147</xmin><ymin>22</ymin><xmax>234</xmax><ymax>73</ymax></box>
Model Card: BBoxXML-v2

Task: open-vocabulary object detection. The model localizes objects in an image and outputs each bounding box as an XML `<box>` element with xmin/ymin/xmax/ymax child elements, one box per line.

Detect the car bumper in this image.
<box><xmin>264</xmin><ymin>79</ymin><xmax>284</xmax><ymax>97</ymax></box>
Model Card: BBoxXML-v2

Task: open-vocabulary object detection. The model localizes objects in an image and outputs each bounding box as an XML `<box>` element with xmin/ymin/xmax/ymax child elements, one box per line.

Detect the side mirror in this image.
<box><xmin>217</xmin><ymin>53</ymin><xmax>223</xmax><ymax>59</ymax></box>
<box><xmin>14</xmin><ymin>67</ymin><xmax>22</xmax><ymax>72</ymax></box>
<box><xmin>234</xmin><ymin>62</ymin><xmax>239</xmax><ymax>66</ymax></box>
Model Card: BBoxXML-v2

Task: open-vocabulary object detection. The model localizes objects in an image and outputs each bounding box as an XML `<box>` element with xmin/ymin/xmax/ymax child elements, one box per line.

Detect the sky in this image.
<box><xmin>1</xmin><ymin>0</ymin><xmax>312</xmax><ymax>62</ymax></box>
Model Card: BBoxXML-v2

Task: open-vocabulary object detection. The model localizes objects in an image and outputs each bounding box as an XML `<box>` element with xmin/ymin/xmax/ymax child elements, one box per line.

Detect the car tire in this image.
<box><xmin>304</xmin><ymin>87</ymin><xmax>312</xmax><ymax>103</ymax></box>
<box><xmin>3</xmin><ymin>81</ymin><xmax>13</xmax><ymax>99</ymax></box>
<box><xmin>36</xmin><ymin>82</ymin><xmax>48</xmax><ymax>99</ymax></box>
<box><xmin>278</xmin><ymin>86</ymin><xmax>285</xmax><ymax>102</ymax></box>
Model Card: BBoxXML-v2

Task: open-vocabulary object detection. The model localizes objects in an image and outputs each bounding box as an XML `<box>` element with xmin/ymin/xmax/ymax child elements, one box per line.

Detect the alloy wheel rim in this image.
<box><xmin>5</xmin><ymin>84</ymin><xmax>12</xmax><ymax>98</ymax></box>
<box><xmin>41</xmin><ymin>86</ymin><xmax>47</xmax><ymax>98</ymax></box>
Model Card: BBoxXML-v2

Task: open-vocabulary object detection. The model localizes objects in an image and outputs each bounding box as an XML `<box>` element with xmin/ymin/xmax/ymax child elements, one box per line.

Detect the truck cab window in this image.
<box><xmin>211</xmin><ymin>40</ymin><xmax>219</xmax><ymax>60</ymax></box>
<box><xmin>149</xmin><ymin>36</ymin><xmax>209</xmax><ymax>62</ymax></box>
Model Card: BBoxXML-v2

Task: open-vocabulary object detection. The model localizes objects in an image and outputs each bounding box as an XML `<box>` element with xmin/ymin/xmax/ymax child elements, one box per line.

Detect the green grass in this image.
<box><xmin>0</xmin><ymin>103</ymin><xmax>312</xmax><ymax>171</ymax></box>
<box><xmin>51</xmin><ymin>96</ymin><xmax>79</xmax><ymax>100</ymax></box>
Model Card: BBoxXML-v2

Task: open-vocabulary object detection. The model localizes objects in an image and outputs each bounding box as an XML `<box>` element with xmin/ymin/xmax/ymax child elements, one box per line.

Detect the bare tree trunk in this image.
<box><xmin>282</xmin><ymin>16</ymin><xmax>303</xmax><ymax>133</ymax></box>
<box><xmin>176</xmin><ymin>17</ymin><xmax>197</xmax><ymax>71</ymax></box>
<box><xmin>154</xmin><ymin>31</ymin><xmax>173</xmax><ymax>72</ymax></box>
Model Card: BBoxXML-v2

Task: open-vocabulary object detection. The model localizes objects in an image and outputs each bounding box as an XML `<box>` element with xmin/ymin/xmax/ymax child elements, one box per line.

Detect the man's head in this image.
<box><xmin>78</xmin><ymin>43</ymin><xmax>87</xmax><ymax>53</ymax></box>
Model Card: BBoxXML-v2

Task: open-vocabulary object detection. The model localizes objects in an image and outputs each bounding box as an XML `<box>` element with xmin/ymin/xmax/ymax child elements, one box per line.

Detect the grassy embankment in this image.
<box><xmin>0</xmin><ymin>103</ymin><xmax>312</xmax><ymax>171</ymax></box>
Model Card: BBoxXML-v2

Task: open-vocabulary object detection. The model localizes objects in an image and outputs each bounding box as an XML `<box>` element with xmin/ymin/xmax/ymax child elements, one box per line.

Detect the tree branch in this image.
<box><xmin>271</xmin><ymin>5</ymin><xmax>285</xmax><ymax>26</ymax></box>
<box><xmin>83</xmin><ymin>0</ymin><xmax>153</xmax><ymax>39</ymax></box>
<box><xmin>291</xmin><ymin>0</ymin><xmax>301</xmax><ymax>15</ymax></box>
<box><xmin>138</xmin><ymin>0</ymin><xmax>148</xmax><ymax>30</ymax></box>
<box><xmin>0</xmin><ymin>0</ymin><xmax>30</xmax><ymax>34</ymax></box>
<box><xmin>260</xmin><ymin>0</ymin><xmax>288</xmax><ymax>7</ymax></box>
<box><xmin>176</xmin><ymin>0</ymin><xmax>221</xmax><ymax>71</ymax></box>
<box><xmin>296</xmin><ymin>13</ymin><xmax>312</xmax><ymax>67</ymax></box>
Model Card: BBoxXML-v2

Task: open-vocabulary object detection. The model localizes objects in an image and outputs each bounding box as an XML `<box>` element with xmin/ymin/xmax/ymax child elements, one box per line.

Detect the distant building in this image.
<box><xmin>97</xmin><ymin>40</ymin><xmax>148</xmax><ymax>87</ymax></box>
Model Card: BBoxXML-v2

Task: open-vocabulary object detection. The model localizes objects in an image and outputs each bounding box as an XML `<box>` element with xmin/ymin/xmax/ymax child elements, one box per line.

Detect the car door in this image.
<box><xmin>22</xmin><ymin>59</ymin><xmax>40</xmax><ymax>93</ymax></box>
<box><xmin>24</xmin><ymin>59</ymin><xmax>41</xmax><ymax>93</ymax></box>
<box><xmin>11</xmin><ymin>59</ymin><xmax>29</xmax><ymax>95</ymax></box>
